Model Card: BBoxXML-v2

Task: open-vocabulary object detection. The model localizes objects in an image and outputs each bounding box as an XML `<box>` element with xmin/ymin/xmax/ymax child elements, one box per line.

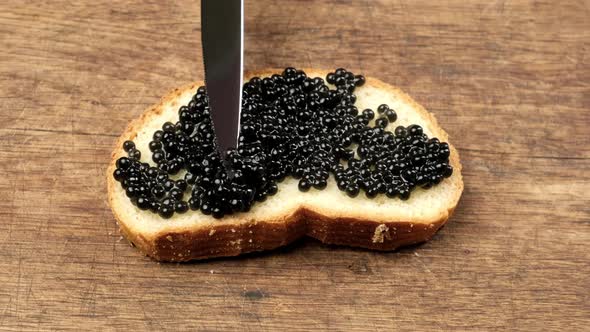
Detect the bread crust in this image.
<box><xmin>107</xmin><ymin>69</ymin><xmax>463</xmax><ymax>262</ymax></box>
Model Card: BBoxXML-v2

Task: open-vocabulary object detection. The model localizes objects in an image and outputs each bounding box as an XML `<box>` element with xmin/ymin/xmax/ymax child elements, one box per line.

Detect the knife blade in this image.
<box><xmin>201</xmin><ymin>0</ymin><xmax>244</xmax><ymax>159</ymax></box>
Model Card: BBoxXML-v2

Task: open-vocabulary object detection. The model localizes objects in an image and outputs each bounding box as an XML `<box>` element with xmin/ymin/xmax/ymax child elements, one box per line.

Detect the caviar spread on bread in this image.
<box><xmin>112</xmin><ymin>68</ymin><xmax>453</xmax><ymax>220</ymax></box>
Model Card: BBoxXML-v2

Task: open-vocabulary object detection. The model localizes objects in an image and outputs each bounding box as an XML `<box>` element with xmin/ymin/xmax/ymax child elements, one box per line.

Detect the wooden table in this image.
<box><xmin>1</xmin><ymin>0</ymin><xmax>588</xmax><ymax>330</ymax></box>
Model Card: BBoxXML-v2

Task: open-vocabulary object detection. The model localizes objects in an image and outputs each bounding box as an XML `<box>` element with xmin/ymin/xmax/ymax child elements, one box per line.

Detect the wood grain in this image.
<box><xmin>0</xmin><ymin>0</ymin><xmax>588</xmax><ymax>330</ymax></box>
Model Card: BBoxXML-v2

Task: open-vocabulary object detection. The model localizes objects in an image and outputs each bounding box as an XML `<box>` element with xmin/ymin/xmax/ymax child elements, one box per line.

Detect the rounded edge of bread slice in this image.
<box><xmin>107</xmin><ymin>69</ymin><xmax>463</xmax><ymax>262</ymax></box>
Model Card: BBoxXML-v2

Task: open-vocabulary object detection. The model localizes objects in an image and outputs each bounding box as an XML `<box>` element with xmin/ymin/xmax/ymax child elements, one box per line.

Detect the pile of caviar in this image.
<box><xmin>113</xmin><ymin>68</ymin><xmax>453</xmax><ymax>219</ymax></box>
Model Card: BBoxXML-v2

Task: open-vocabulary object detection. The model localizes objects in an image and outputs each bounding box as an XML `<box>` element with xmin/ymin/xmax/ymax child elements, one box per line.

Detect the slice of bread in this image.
<box><xmin>106</xmin><ymin>69</ymin><xmax>463</xmax><ymax>262</ymax></box>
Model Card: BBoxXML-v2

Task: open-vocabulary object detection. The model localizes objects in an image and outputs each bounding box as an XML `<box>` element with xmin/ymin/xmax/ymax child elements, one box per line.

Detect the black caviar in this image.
<box><xmin>114</xmin><ymin>68</ymin><xmax>453</xmax><ymax>219</ymax></box>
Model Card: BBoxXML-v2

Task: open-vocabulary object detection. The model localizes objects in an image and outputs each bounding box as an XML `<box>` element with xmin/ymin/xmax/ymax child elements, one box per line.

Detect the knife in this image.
<box><xmin>201</xmin><ymin>0</ymin><xmax>244</xmax><ymax>161</ymax></box>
